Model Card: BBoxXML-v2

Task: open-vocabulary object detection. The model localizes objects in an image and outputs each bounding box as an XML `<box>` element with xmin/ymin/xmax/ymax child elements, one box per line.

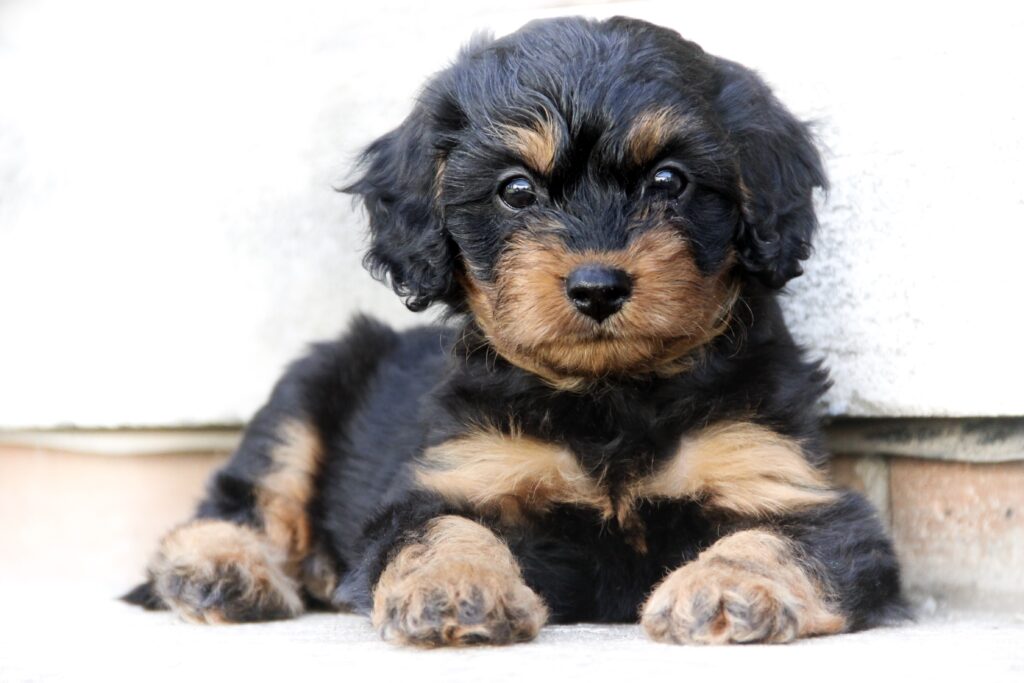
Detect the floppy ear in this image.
<box><xmin>343</xmin><ymin>97</ymin><xmax>457</xmax><ymax>312</ymax></box>
<box><xmin>713</xmin><ymin>59</ymin><xmax>827</xmax><ymax>289</ymax></box>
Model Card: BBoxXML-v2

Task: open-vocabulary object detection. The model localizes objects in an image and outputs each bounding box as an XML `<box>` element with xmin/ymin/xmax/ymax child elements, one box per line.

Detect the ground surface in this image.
<box><xmin>2</xmin><ymin>448</ymin><xmax>1022</xmax><ymax>681</ymax></box>
<box><xmin>2</xmin><ymin>581</ymin><xmax>1021</xmax><ymax>683</ymax></box>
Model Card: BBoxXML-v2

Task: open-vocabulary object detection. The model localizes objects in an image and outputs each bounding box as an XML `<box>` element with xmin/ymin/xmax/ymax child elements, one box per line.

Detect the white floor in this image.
<box><xmin>3</xmin><ymin>583</ymin><xmax>1022</xmax><ymax>682</ymax></box>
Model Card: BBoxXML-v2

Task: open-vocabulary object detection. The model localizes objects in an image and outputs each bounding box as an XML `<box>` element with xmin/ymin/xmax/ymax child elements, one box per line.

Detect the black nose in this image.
<box><xmin>565</xmin><ymin>265</ymin><xmax>633</xmax><ymax>322</ymax></box>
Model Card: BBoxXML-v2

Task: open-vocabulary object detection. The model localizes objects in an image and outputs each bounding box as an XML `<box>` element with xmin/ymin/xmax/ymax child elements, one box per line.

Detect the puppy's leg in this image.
<box><xmin>123</xmin><ymin>317</ymin><xmax>398</xmax><ymax>623</ymax></box>
<box><xmin>371</xmin><ymin>515</ymin><xmax>548</xmax><ymax>647</ymax></box>
<box><xmin>127</xmin><ymin>416</ymin><xmax>325</xmax><ymax>623</ymax></box>
<box><xmin>641</xmin><ymin>492</ymin><xmax>903</xmax><ymax>644</ymax></box>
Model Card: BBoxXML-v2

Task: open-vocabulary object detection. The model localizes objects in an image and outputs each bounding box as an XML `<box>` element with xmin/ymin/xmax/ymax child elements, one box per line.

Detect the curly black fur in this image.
<box><xmin>125</xmin><ymin>16</ymin><xmax>905</xmax><ymax>643</ymax></box>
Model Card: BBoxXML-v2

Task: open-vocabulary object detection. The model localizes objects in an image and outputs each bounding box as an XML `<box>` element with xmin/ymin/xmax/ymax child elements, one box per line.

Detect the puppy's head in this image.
<box><xmin>346</xmin><ymin>17</ymin><xmax>825</xmax><ymax>382</ymax></box>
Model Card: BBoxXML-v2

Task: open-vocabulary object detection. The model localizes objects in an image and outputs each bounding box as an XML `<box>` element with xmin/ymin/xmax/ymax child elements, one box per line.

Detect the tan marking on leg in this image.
<box><xmin>415</xmin><ymin>429</ymin><xmax>613</xmax><ymax>521</ymax></box>
<box><xmin>148</xmin><ymin>519</ymin><xmax>303</xmax><ymax>624</ymax></box>
<box><xmin>498</xmin><ymin>115</ymin><xmax>561</xmax><ymax>175</ymax></box>
<box><xmin>258</xmin><ymin>419</ymin><xmax>323</xmax><ymax>569</ymax></box>
<box><xmin>641</xmin><ymin>530</ymin><xmax>846</xmax><ymax>644</ymax></box>
<box><xmin>462</xmin><ymin>225</ymin><xmax>738</xmax><ymax>388</ymax></box>
<box><xmin>626</xmin><ymin>107</ymin><xmax>698</xmax><ymax>166</ymax></box>
<box><xmin>142</xmin><ymin>419</ymin><xmax>322</xmax><ymax>622</ymax></box>
<box><xmin>638</xmin><ymin>421</ymin><xmax>837</xmax><ymax>516</ymax></box>
<box><xmin>372</xmin><ymin>516</ymin><xmax>548</xmax><ymax>647</ymax></box>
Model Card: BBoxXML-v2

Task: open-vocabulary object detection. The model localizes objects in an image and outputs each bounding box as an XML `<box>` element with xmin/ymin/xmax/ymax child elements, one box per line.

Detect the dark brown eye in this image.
<box><xmin>499</xmin><ymin>176</ymin><xmax>537</xmax><ymax>209</ymax></box>
<box><xmin>650</xmin><ymin>167</ymin><xmax>687</xmax><ymax>197</ymax></box>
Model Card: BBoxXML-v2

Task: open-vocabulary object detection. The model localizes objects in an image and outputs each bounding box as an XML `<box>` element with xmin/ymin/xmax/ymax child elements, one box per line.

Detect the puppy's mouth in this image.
<box><xmin>462</xmin><ymin>226</ymin><xmax>738</xmax><ymax>385</ymax></box>
<box><xmin>540</xmin><ymin>325</ymin><xmax>689</xmax><ymax>346</ymax></box>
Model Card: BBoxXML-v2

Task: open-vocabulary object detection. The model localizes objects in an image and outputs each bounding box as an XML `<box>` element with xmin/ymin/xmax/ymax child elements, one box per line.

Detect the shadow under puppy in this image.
<box><xmin>124</xmin><ymin>16</ymin><xmax>905</xmax><ymax>646</ymax></box>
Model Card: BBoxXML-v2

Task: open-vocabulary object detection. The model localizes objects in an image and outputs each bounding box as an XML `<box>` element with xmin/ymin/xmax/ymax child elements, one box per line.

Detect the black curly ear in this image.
<box><xmin>343</xmin><ymin>93</ymin><xmax>460</xmax><ymax>312</ymax></box>
<box><xmin>714</xmin><ymin>59</ymin><xmax>827</xmax><ymax>289</ymax></box>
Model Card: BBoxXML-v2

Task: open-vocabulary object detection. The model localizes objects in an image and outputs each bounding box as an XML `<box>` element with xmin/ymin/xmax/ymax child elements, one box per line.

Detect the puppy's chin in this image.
<box><xmin>528</xmin><ymin>334</ymin><xmax>708</xmax><ymax>377</ymax></box>
<box><xmin>460</xmin><ymin>227</ymin><xmax>739</xmax><ymax>387</ymax></box>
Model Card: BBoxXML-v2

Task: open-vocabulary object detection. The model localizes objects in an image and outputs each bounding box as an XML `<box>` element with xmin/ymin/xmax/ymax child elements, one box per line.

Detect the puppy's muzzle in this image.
<box><xmin>565</xmin><ymin>265</ymin><xmax>633</xmax><ymax>322</ymax></box>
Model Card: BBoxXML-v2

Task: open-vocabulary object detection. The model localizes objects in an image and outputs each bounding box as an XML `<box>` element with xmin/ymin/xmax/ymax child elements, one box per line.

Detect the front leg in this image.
<box><xmin>641</xmin><ymin>493</ymin><xmax>903</xmax><ymax>645</ymax></box>
<box><xmin>123</xmin><ymin>318</ymin><xmax>400</xmax><ymax>623</ymax></box>
<box><xmin>371</xmin><ymin>515</ymin><xmax>548</xmax><ymax>647</ymax></box>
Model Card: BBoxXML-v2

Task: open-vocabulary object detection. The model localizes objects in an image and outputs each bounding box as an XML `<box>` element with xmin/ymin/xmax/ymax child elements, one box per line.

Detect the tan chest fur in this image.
<box><xmin>413</xmin><ymin>421</ymin><xmax>837</xmax><ymax>541</ymax></box>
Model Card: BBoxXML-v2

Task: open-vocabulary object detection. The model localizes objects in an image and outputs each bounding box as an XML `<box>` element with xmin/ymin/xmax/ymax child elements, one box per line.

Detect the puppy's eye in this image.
<box><xmin>498</xmin><ymin>176</ymin><xmax>537</xmax><ymax>209</ymax></box>
<box><xmin>649</xmin><ymin>167</ymin><xmax>688</xmax><ymax>198</ymax></box>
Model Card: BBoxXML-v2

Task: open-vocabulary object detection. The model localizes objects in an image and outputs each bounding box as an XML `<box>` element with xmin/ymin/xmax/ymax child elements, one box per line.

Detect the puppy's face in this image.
<box><xmin>349</xmin><ymin>17</ymin><xmax>824</xmax><ymax>382</ymax></box>
<box><xmin>450</xmin><ymin>102</ymin><xmax>740</xmax><ymax>379</ymax></box>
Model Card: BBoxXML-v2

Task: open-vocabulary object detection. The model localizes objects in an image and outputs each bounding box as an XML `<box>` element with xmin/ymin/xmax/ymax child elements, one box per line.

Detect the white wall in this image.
<box><xmin>1</xmin><ymin>0</ymin><xmax>1021</xmax><ymax>428</ymax></box>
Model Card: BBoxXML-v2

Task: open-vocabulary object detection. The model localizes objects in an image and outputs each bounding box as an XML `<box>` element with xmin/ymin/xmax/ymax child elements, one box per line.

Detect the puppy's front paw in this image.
<box><xmin>372</xmin><ymin>564</ymin><xmax>546</xmax><ymax>647</ymax></box>
<box><xmin>642</xmin><ymin>563</ymin><xmax>800</xmax><ymax>644</ymax></box>
<box><xmin>148</xmin><ymin>520</ymin><xmax>302</xmax><ymax>624</ymax></box>
<box><xmin>372</xmin><ymin>516</ymin><xmax>547</xmax><ymax>646</ymax></box>
<box><xmin>641</xmin><ymin>530</ymin><xmax>845</xmax><ymax>645</ymax></box>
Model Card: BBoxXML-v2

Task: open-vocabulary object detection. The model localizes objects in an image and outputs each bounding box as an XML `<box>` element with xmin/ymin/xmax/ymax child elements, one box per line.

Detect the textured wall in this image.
<box><xmin>1</xmin><ymin>0</ymin><xmax>1021</xmax><ymax>428</ymax></box>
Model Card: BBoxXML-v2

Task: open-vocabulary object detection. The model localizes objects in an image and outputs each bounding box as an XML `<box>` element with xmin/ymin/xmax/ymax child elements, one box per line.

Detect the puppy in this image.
<box><xmin>124</xmin><ymin>16</ymin><xmax>905</xmax><ymax>645</ymax></box>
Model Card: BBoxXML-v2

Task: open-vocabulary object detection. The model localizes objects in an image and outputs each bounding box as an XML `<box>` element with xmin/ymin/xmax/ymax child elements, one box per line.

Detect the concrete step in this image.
<box><xmin>3</xmin><ymin>584</ymin><xmax>1022</xmax><ymax>682</ymax></box>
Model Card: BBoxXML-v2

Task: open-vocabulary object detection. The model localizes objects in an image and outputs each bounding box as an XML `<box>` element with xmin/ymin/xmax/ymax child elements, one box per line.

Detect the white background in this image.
<box><xmin>1</xmin><ymin>0</ymin><xmax>1021</xmax><ymax>427</ymax></box>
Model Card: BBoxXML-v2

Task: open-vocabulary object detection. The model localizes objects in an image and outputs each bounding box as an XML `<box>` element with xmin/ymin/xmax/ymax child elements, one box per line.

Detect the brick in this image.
<box><xmin>0</xmin><ymin>446</ymin><xmax>225</xmax><ymax>587</ymax></box>
<box><xmin>889</xmin><ymin>458</ymin><xmax>1024</xmax><ymax>608</ymax></box>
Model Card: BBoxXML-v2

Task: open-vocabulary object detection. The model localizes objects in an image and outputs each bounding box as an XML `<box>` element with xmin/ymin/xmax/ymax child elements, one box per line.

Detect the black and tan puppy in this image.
<box><xmin>125</xmin><ymin>16</ymin><xmax>904</xmax><ymax>645</ymax></box>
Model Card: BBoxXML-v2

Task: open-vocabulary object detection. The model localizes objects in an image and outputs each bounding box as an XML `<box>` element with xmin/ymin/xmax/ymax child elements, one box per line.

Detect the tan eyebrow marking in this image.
<box><xmin>498</xmin><ymin>115</ymin><xmax>561</xmax><ymax>175</ymax></box>
<box><xmin>626</xmin><ymin>107</ymin><xmax>694</xmax><ymax>165</ymax></box>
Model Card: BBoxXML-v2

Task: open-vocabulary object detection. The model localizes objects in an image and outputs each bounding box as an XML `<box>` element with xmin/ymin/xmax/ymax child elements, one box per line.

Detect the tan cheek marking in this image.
<box><xmin>463</xmin><ymin>226</ymin><xmax>738</xmax><ymax>385</ymax></box>
<box><xmin>639</xmin><ymin>421</ymin><xmax>837</xmax><ymax>516</ymax></box>
<box><xmin>414</xmin><ymin>429</ymin><xmax>613</xmax><ymax>521</ymax></box>
<box><xmin>258</xmin><ymin>419</ymin><xmax>323</xmax><ymax>565</ymax></box>
<box><xmin>459</xmin><ymin>243</ymin><xmax>591</xmax><ymax>391</ymax></box>
<box><xmin>642</xmin><ymin>529</ymin><xmax>846</xmax><ymax>643</ymax></box>
<box><xmin>500</xmin><ymin>117</ymin><xmax>561</xmax><ymax>175</ymax></box>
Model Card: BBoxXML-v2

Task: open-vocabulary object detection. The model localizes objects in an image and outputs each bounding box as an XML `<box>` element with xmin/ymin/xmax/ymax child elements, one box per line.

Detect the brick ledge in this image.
<box><xmin>3</xmin><ymin>417</ymin><xmax>1023</xmax><ymax>462</ymax></box>
<box><xmin>826</xmin><ymin>417</ymin><xmax>1024</xmax><ymax>463</ymax></box>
